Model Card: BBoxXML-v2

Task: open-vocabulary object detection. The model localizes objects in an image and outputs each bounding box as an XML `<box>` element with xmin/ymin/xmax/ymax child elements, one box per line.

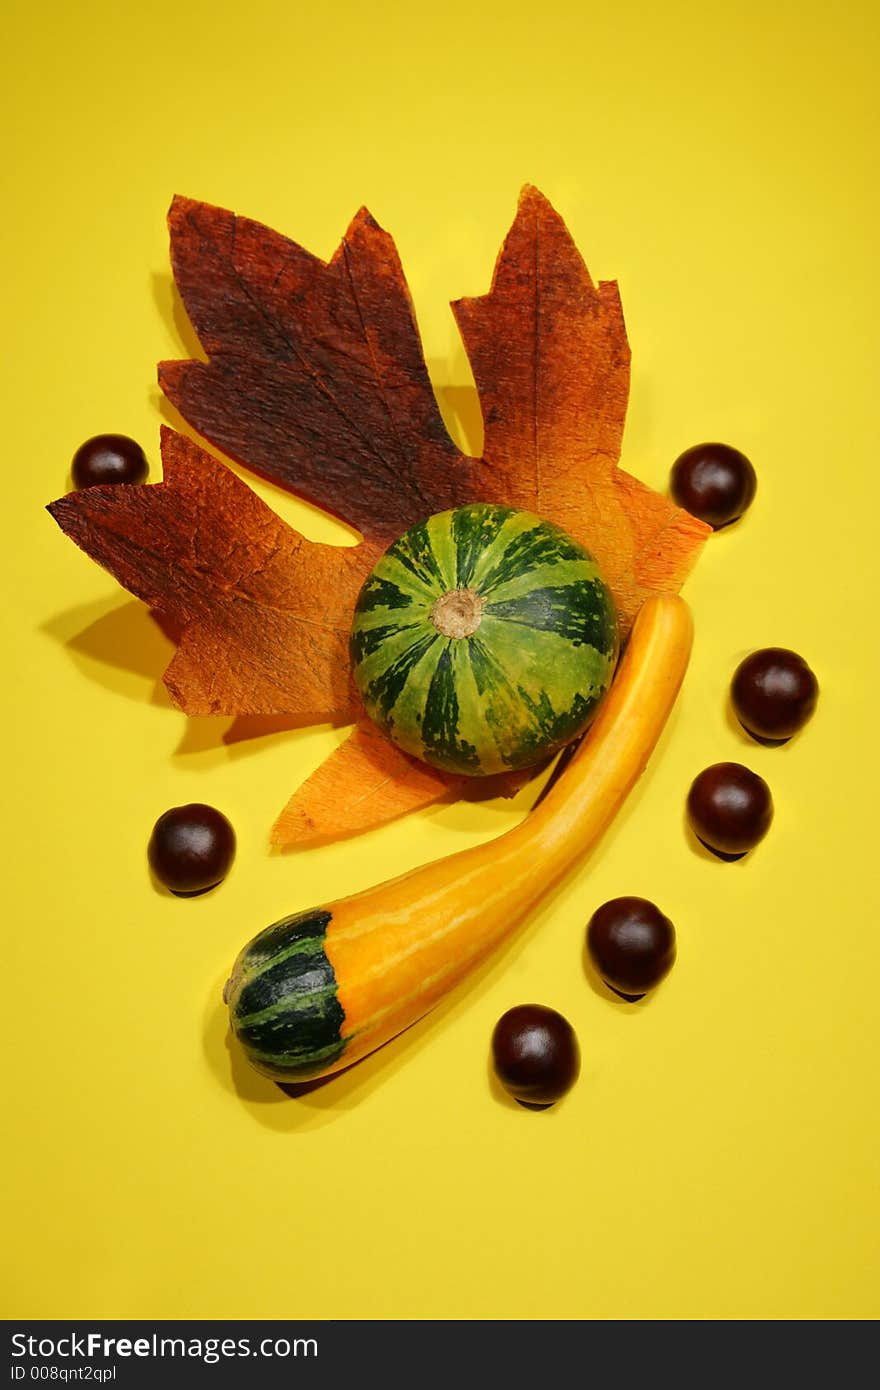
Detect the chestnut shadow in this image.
<box><xmin>581</xmin><ymin>943</ymin><xmax>655</xmax><ymax>1010</ymax></box>
<box><xmin>147</xmin><ymin>862</ymin><xmax>225</xmax><ymax>899</ymax></box>
<box><xmin>681</xmin><ymin>803</ymin><xmax>751</xmax><ymax>865</ymax></box>
<box><xmin>723</xmin><ymin>691</ymin><xmax>796</xmax><ymax>752</ymax></box>
<box><xmin>700</xmin><ymin>505</ymin><xmax>756</xmax><ymax>540</ymax></box>
<box><xmin>485</xmin><ymin>1052</ymin><xmax>561</xmax><ymax>1114</ymax></box>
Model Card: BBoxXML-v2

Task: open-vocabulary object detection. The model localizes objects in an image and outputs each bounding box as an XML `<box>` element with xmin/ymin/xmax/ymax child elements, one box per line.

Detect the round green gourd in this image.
<box><xmin>350</xmin><ymin>503</ymin><xmax>619</xmax><ymax>776</ymax></box>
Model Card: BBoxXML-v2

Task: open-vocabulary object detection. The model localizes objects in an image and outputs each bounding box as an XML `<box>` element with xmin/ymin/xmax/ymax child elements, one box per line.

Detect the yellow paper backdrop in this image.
<box><xmin>3</xmin><ymin>0</ymin><xmax>878</xmax><ymax>1320</ymax></box>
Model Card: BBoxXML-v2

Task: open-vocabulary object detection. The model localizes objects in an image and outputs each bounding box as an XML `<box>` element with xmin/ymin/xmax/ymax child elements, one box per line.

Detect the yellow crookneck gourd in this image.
<box><xmin>224</xmin><ymin>594</ymin><xmax>693</xmax><ymax>1082</ymax></box>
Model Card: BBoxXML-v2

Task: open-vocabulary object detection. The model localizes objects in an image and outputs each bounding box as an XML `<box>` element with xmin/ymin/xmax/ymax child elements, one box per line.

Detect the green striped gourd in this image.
<box><xmin>349</xmin><ymin>503</ymin><xmax>618</xmax><ymax>775</ymax></box>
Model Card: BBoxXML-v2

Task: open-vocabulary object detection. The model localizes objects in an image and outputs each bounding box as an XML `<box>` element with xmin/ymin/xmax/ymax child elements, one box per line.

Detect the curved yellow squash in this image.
<box><xmin>225</xmin><ymin>594</ymin><xmax>693</xmax><ymax>1082</ymax></box>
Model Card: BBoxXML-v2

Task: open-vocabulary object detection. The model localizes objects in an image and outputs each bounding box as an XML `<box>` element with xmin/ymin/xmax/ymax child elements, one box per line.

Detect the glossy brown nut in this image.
<box><xmin>687</xmin><ymin>763</ymin><xmax>773</xmax><ymax>856</ymax></box>
<box><xmin>491</xmin><ymin>1004</ymin><xmax>580</xmax><ymax>1106</ymax></box>
<box><xmin>72</xmin><ymin>434</ymin><xmax>149</xmax><ymax>489</ymax></box>
<box><xmin>586</xmin><ymin>897</ymin><xmax>676</xmax><ymax>996</ymax></box>
<box><xmin>670</xmin><ymin>442</ymin><xmax>757</xmax><ymax>529</ymax></box>
<box><xmin>148</xmin><ymin>803</ymin><xmax>236</xmax><ymax>894</ymax></box>
<box><xmin>732</xmin><ymin>648</ymin><xmax>819</xmax><ymax>741</ymax></box>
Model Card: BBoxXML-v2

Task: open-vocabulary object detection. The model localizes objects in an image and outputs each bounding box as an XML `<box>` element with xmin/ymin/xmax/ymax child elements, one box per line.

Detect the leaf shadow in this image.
<box><xmin>41</xmin><ymin>594</ymin><xmax>341</xmax><ymax>764</ymax></box>
<box><xmin>432</xmin><ymin>383</ymin><xmax>484</xmax><ymax>462</ymax></box>
<box><xmin>41</xmin><ymin>596</ymin><xmax>177</xmax><ymax>709</ymax></box>
<box><xmin>152</xmin><ymin>269</ymin><xmax>207</xmax><ymax>365</ymax></box>
<box><xmin>174</xmin><ymin>711</ymin><xmax>350</xmax><ymax>760</ymax></box>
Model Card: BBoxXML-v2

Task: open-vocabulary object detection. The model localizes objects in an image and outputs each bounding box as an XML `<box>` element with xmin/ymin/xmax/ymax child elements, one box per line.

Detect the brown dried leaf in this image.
<box><xmin>48</xmin><ymin>428</ymin><xmax>377</xmax><ymax>718</ymax></box>
<box><xmin>160</xmin><ymin>196</ymin><xmax>478</xmax><ymax>543</ymax></box>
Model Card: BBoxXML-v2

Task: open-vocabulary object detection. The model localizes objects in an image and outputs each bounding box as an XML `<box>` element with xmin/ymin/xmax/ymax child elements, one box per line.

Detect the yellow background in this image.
<box><xmin>3</xmin><ymin>0</ymin><xmax>878</xmax><ymax>1321</ymax></box>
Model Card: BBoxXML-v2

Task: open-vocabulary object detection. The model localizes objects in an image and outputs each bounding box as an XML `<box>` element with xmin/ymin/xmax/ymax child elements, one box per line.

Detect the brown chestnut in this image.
<box><xmin>72</xmin><ymin>434</ymin><xmax>149</xmax><ymax>489</ymax></box>
<box><xmin>687</xmin><ymin>763</ymin><xmax>773</xmax><ymax>858</ymax></box>
<box><xmin>732</xmin><ymin>648</ymin><xmax>818</xmax><ymax>742</ymax></box>
<box><xmin>586</xmin><ymin>897</ymin><xmax>676</xmax><ymax>999</ymax></box>
<box><xmin>670</xmin><ymin>442</ymin><xmax>756</xmax><ymax>529</ymax></box>
<box><xmin>148</xmin><ymin>803</ymin><xmax>236</xmax><ymax>894</ymax></box>
<box><xmin>492</xmin><ymin>1005</ymin><xmax>580</xmax><ymax>1106</ymax></box>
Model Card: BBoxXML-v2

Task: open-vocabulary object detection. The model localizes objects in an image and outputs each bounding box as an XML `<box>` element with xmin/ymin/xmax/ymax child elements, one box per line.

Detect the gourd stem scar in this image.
<box><xmin>430</xmin><ymin>588</ymin><xmax>484</xmax><ymax>639</ymax></box>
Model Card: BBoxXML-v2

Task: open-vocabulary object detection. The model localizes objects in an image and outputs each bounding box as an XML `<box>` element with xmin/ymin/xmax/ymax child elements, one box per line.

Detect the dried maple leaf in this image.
<box><xmin>159</xmin><ymin>195</ymin><xmax>477</xmax><ymax>542</ymax></box>
<box><xmin>452</xmin><ymin>191</ymin><xmax>707</xmax><ymax>615</ymax></box>
<box><xmin>50</xmin><ymin>428</ymin><xmax>378</xmax><ymax>719</ymax></box>
<box><xmin>49</xmin><ymin>187</ymin><xmax>709</xmax><ymax>845</ymax></box>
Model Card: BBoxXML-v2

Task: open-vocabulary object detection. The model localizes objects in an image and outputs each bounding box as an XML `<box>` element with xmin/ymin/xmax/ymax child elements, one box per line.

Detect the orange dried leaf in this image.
<box><xmin>453</xmin><ymin>185</ymin><xmax>710</xmax><ymax>630</ymax></box>
<box><xmin>48</xmin><ymin>428</ymin><xmax>376</xmax><ymax>718</ymax></box>
<box><xmin>274</xmin><ymin>730</ymin><xmax>541</xmax><ymax>847</ymax></box>
<box><xmin>272</xmin><ymin>721</ymin><xmax>461</xmax><ymax>846</ymax></box>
